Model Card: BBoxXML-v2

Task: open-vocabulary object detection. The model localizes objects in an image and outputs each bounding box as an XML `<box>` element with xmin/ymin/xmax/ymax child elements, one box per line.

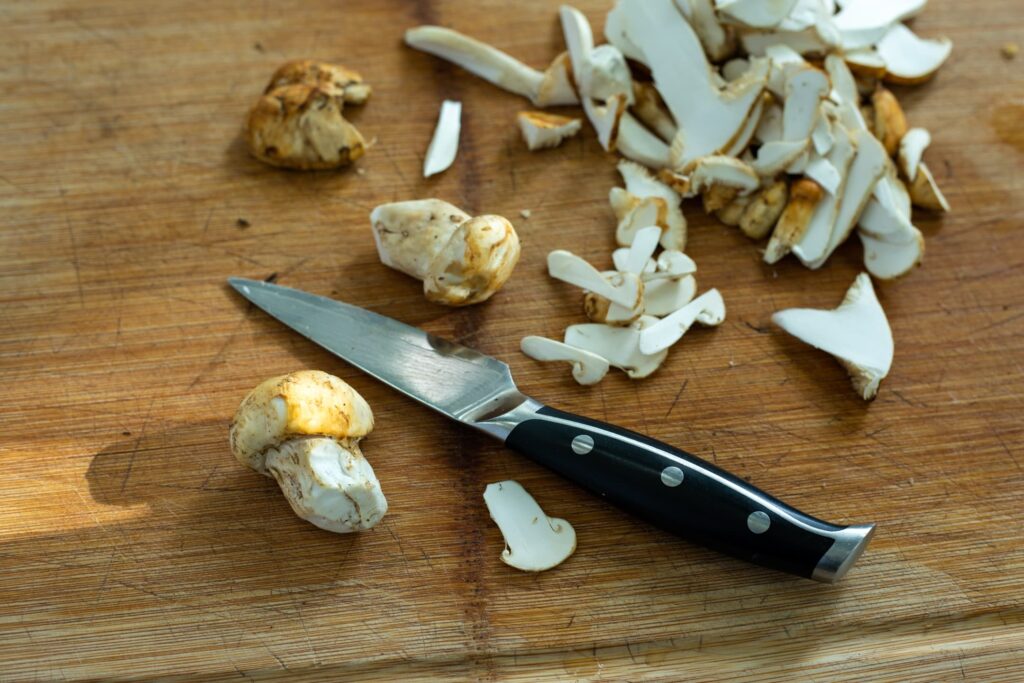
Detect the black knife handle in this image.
<box><xmin>499</xmin><ymin>404</ymin><xmax>874</xmax><ymax>582</ymax></box>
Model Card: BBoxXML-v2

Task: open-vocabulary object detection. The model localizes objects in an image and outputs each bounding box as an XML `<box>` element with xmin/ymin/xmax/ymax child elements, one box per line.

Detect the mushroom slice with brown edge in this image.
<box><xmin>764</xmin><ymin>178</ymin><xmax>824</xmax><ymax>263</ymax></box>
<box><xmin>626</xmin><ymin>0</ymin><xmax>768</xmax><ymax>167</ymax></box>
<box><xmin>548</xmin><ymin>250</ymin><xmax>644</xmax><ymax>326</ymax></box>
<box><xmin>230</xmin><ymin>370</ymin><xmax>386</xmax><ymax>532</ymax></box>
<box><xmin>632</xmin><ymin>81</ymin><xmax>678</xmax><ymax>143</ymax></box>
<box><xmin>687</xmin><ymin>0</ymin><xmax>737</xmax><ymax>62</ymax></box>
<box><xmin>715</xmin><ymin>0</ymin><xmax>799</xmax><ymax>29</ymax></box>
<box><xmin>483</xmin><ymin>481</ymin><xmax>576</xmax><ymax>572</ymax></box>
<box><xmin>517</xmin><ymin>111</ymin><xmax>582</xmax><ymax>151</ymax></box>
<box><xmin>790</xmin><ymin>124</ymin><xmax>856</xmax><ymax>265</ymax></box>
<box><xmin>832</xmin><ymin>0</ymin><xmax>927</xmax><ymax>50</ymax></box>
<box><xmin>615</xmin><ymin>160</ymin><xmax>686</xmax><ymax>250</ymax></box>
<box><xmin>404</xmin><ymin>27</ymin><xmax>578</xmax><ymax>106</ymax></box>
<box><xmin>907</xmin><ymin>162</ymin><xmax>949</xmax><ymax>212</ymax></box>
<box><xmin>267</xmin><ymin>59</ymin><xmax>372</xmax><ymax>105</ymax></box>
<box><xmin>875</xmin><ymin>23</ymin><xmax>952</xmax><ymax>85</ymax></box>
<box><xmin>617</xmin><ymin>113</ymin><xmax>674</xmax><ymax>168</ymax></box>
<box><xmin>643</xmin><ymin>250</ymin><xmax>698</xmax><ymax>317</ymax></box>
<box><xmin>738</xmin><ymin>179</ymin><xmax>789</xmax><ymax>240</ymax></box>
<box><xmin>582</xmin><ymin>94</ymin><xmax>627</xmax><ymax>151</ymax></box>
<box><xmin>871</xmin><ymin>87</ymin><xmax>907</xmax><ymax>157</ymax></box>
<box><xmin>610</xmin><ymin>192</ymin><xmax>668</xmax><ymax>247</ymax></box>
<box><xmin>560</xmin><ymin>5</ymin><xmax>634</xmax><ymax>103</ymax></box>
<box><xmin>897</xmin><ymin>127</ymin><xmax>930</xmax><ymax>181</ymax></box>
<box><xmin>371</xmin><ymin>199</ymin><xmax>520</xmax><ymax>306</ymax></box>
<box><xmin>565</xmin><ymin>315</ymin><xmax>667</xmax><ymax>379</ymax></box>
<box><xmin>246</xmin><ymin>80</ymin><xmax>367</xmax><ymax>170</ymax></box>
<box><xmin>638</xmin><ymin>289</ymin><xmax>726</xmax><ymax>355</ymax></box>
<box><xmin>423</xmin><ymin>100</ymin><xmax>461</xmax><ymax>177</ymax></box>
<box><xmin>520</xmin><ymin>336</ymin><xmax>610</xmax><ymax>385</ymax></box>
<box><xmin>773</xmin><ymin>272</ymin><xmax>893</xmax><ymax>400</ymax></box>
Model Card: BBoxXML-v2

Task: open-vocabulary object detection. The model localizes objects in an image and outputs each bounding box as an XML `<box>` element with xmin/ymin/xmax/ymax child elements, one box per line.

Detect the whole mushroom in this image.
<box><xmin>246</xmin><ymin>59</ymin><xmax>370</xmax><ymax>170</ymax></box>
<box><xmin>370</xmin><ymin>199</ymin><xmax>521</xmax><ymax>306</ymax></box>
<box><xmin>230</xmin><ymin>370</ymin><xmax>387</xmax><ymax>532</ymax></box>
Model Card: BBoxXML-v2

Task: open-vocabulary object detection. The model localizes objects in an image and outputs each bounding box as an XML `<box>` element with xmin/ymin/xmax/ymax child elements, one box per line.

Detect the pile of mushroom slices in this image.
<box><xmin>405</xmin><ymin>0</ymin><xmax>952</xmax><ymax>282</ymax></box>
<box><xmin>523</xmin><ymin>166</ymin><xmax>725</xmax><ymax>386</ymax></box>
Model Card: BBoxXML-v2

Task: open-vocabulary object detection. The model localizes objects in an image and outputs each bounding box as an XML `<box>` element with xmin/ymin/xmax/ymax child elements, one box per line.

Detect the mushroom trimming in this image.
<box><xmin>246</xmin><ymin>60</ymin><xmax>370</xmax><ymax>170</ymax></box>
<box><xmin>230</xmin><ymin>370</ymin><xmax>387</xmax><ymax>532</ymax></box>
<box><xmin>483</xmin><ymin>481</ymin><xmax>576</xmax><ymax>572</ymax></box>
<box><xmin>423</xmin><ymin>100</ymin><xmax>462</xmax><ymax>177</ymax></box>
<box><xmin>773</xmin><ymin>273</ymin><xmax>894</xmax><ymax>400</ymax></box>
<box><xmin>371</xmin><ymin>199</ymin><xmax>521</xmax><ymax>306</ymax></box>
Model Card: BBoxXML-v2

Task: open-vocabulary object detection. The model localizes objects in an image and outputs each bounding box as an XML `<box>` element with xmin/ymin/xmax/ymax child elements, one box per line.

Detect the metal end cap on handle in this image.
<box><xmin>811</xmin><ymin>523</ymin><xmax>876</xmax><ymax>583</ymax></box>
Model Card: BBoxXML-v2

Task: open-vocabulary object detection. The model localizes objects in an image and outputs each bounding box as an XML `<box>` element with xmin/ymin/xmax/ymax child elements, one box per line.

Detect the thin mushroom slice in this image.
<box><xmin>617</xmin><ymin>113</ymin><xmax>674</xmax><ymax>168</ymax></box>
<box><xmin>638</xmin><ymin>289</ymin><xmax>726</xmax><ymax>355</ymax></box>
<box><xmin>871</xmin><ymin>87</ymin><xmax>908</xmax><ymax>157</ymax></box>
<box><xmin>908</xmin><ymin>162</ymin><xmax>950</xmax><ymax>212</ymax></box>
<box><xmin>583</xmin><ymin>270</ymin><xmax>646</xmax><ymax>325</ymax></box>
<box><xmin>773</xmin><ymin>272</ymin><xmax>893</xmax><ymax>399</ymax></box>
<box><xmin>583</xmin><ymin>94</ymin><xmax>627</xmax><ymax>151</ymax></box>
<box><xmin>644</xmin><ymin>275</ymin><xmax>698</xmax><ymax>317</ymax></box>
<box><xmin>520</xmin><ymin>336</ymin><xmax>610</xmax><ymax>385</ymax></box>
<box><xmin>687</xmin><ymin>0</ymin><xmax>737</xmax><ymax>62</ymax></box>
<box><xmin>833</xmin><ymin>0</ymin><xmax>927</xmax><ymax>50</ymax></box>
<box><xmin>715</xmin><ymin>0</ymin><xmax>799</xmax><ymax>29</ymax></box>
<box><xmin>646</xmin><ymin>250</ymin><xmax>698</xmax><ymax>281</ymax></box>
<box><xmin>875</xmin><ymin>23</ymin><xmax>952</xmax><ymax>85</ymax></box>
<box><xmin>898</xmin><ymin>127</ymin><xmax>931</xmax><ymax>181</ymax></box>
<box><xmin>423</xmin><ymin>100</ymin><xmax>461</xmax><ymax>177</ymax></box>
<box><xmin>739</xmin><ymin>179</ymin><xmax>789</xmax><ymax>240</ymax></box>
<box><xmin>687</xmin><ymin>155</ymin><xmax>760</xmax><ymax>198</ymax></box>
<box><xmin>764</xmin><ymin>178</ymin><xmax>824</xmax><ymax>263</ymax></box>
<box><xmin>560</xmin><ymin>5</ymin><xmax>633</xmax><ymax>103</ymax></box>
<box><xmin>610</xmin><ymin>191</ymin><xmax>668</xmax><ymax>247</ymax></box>
<box><xmin>623</xmin><ymin>226</ymin><xmax>663</xmax><ymax>273</ymax></box>
<box><xmin>627</xmin><ymin>0</ymin><xmax>768</xmax><ymax>167</ymax></box>
<box><xmin>547</xmin><ymin>250</ymin><xmax>641</xmax><ymax>309</ymax></box>
<box><xmin>565</xmin><ymin>315</ymin><xmax>667</xmax><ymax>379</ymax></box>
<box><xmin>612</xmin><ymin>248</ymin><xmax>656</xmax><ymax>275</ymax></box>
<box><xmin>858</xmin><ymin>226</ymin><xmax>924</xmax><ymax>279</ymax></box>
<box><xmin>616</xmin><ymin>160</ymin><xmax>687</xmax><ymax>250</ymax></box>
<box><xmin>632</xmin><ymin>81</ymin><xmax>678</xmax><ymax>143</ymax></box>
<box><xmin>404</xmin><ymin>27</ymin><xmax>578</xmax><ymax>106</ymax></box>
<box><xmin>604</xmin><ymin>0</ymin><xmax>647</xmax><ymax>65</ymax></box>
<box><xmin>484</xmin><ymin>481</ymin><xmax>576</xmax><ymax>572</ymax></box>
<box><xmin>791</xmin><ymin>124</ymin><xmax>856</xmax><ymax>265</ymax></box>
<box><xmin>517</xmin><ymin>111</ymin><xmax>582</xmax><ymax>151</ymax></box>
<box><xmin>805</xmin><ymin>154</ymin><xmax>842</xmax><ymax>194</ymax></box>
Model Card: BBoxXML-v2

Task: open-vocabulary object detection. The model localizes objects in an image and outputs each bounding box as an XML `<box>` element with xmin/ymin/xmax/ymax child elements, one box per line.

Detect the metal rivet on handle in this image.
<box><xmin>747</xmin><ymin>511</ymin><xmax>771</xmax><ymax>534</ymax></box>
<box><xmin>660</xmin><ymin>466</ymin><xmax>684</xmax><ymax>487</ymax></box>
<box><xmin>571</xmin><ymin>434</ymin><xmax>594</xmax><ymax>455</ymax></box>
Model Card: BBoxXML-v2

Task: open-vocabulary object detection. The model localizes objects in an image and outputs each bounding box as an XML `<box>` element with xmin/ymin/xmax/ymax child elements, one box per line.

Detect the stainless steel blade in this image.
<box><xmin>228</xmin><ymin>278</ymin><xmax>526</xmax><ymax>424</ymax></box>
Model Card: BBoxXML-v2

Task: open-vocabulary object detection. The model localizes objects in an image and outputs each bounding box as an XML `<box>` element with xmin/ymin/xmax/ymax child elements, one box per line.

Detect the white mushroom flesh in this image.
<box><xmin>565</xmin><ymin>315</ymin><xmax>668</xmax><ymax>378</ymax></box>
<box><xmin>517</xmin><ymin>111</ymin><xmax>583</xmax><ymax>151</ymax></box>
<box><xmin>484</xmin><ymin>481</ymin><xmax>576</xmax><ymax>572</ymax></box>
<box><xmin>638</xmin><ymin>289</ymin><xmax>726</xmax><ymax>354</ymax></box>
<box><xmin>875</xmin><ymin>23</ymin><xmax>952</xmax><ymax>84</ymax></box>
<box><xmin>520</xmin><ymin>336</ymin><xmax>611</xmax><ymax>385</ymax></box>
<box><xmin>423</xmin><ymin>99</ymin><xmax>462</xmax><ymax>177</ymax></box>
<box><xmin>898</xmin><ymin>127</ymin><xmax>931</xmax><ymax>181</ymax></box>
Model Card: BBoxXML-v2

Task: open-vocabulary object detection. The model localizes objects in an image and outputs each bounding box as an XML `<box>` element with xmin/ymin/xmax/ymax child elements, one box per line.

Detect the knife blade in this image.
<box><xmin>229</xmin><ymin>277</ymin><xmax>875</xmax><ymax>582</ymax></box>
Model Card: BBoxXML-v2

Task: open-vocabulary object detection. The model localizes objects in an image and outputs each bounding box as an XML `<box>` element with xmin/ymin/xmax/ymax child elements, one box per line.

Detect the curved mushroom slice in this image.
<box><xmin>898</xmin><ymin>127</ymin><xmax>930</xmax><ymax>181</ymax></box>
<box><xmin>811</xmin><ymin>104</ymin><xmax>836</xmax><ymax>154</ymax></box>
<box><xmin>560</xmin><ymin>5</ymin><xmax>633</xmax><ymax>103</ymax></box>
<box><xmin>517</xmin><ymin>111</ymin><xmax>582</xmax><ymax>151</ymax></box>
<box><xmin>645</xmin><ymin>275</ymin><xmax>698</xmax><ymax>317</ymax></box>
<box><xmin>807</xmin><ymin>128</ymin><xmax>888</xmax><ymax>267</ymax></box>
<box><xmin>908</xmin><ymin>162</ymin><xmax>950</xmax><ymax>212</ymax></box>
<box><xmin>824</xmin><ymin>55</ymin><xmax>868</xmax><ymax>131</ymax></box>
<box><xmin>648</xmin><ymin>249</ymin><xmax>698</xmax><ymax>280</ymax></box>
<box><xmin>689</xmin><ymin>155</ymin><xmax>760</xmax><ymax>210</ymax></box>
<box><xmin>622</xmin><ymin>226</ymin><xmax>663</xmax><ymax>273</ymax></box>
<box><xmin>833</xmin><ymin>0</ymin><xmax>927</xmax><ymax>50</ymax></box>
<box><xmin>616</xmin><ymin>160</ymin><xmax>687</xmax><ymax>250</ymax></box>
<box><xmin>773</xmin><ymin>272</ymin><xmax>893</xmax><ymax>399</ymax></box>
<box><xmin>404</xmin><ymin>27</ymin><xmax>578</xmax><ymax>106</ymax></box>
<box><xmin>638</xmin><ymin>289</ymin><xmax>726</xmax><ymax>355</ymax></box>
<box><xmin>843</xmin><ymin>49</ymin><xmax>887</xmax><ymax>79</ymax></box>
<box><xmin>617</xmin><ymin>113</ymin><xmax>674</xmax><ymax>168</ymax></box>
<box><xmin>783</xmin><ymin>67</ymin><xmax>830</xmax><ymax>140</ymax></box>
<box><xmin>547</xmin><ymin>250</ymin><xmax>642</xmax><ymax>309</ymax></box>
<box><xmin>610</xmin><ymin>190</ymin><xmax>668</xmax><ymax>247</ymax></box>
<box><xmin>520</xmin><ymin>336</ymin><xmax>610</xmax><ymax>385</ymax></box>
<box><xmin>876</xmin><ymin>23</ymin><xmax>952</xmax><ymax>85</ymax></box>
<box><xmin>764</xmin><ymin>178</ymin><xmax>824</xmax><ymax>263</ymax></box>
<box><xmin>626</xmin><ymin>0</ymin><xmax>767</xmax><ymax>167</ymax></box>
<box><xmin>484</xmin><ymin>481</ymin><xmax>576</xmax><ymax>572</ymax></box>
<box><xmin>632</xmin><ymin>81</ymin><xmax>678</xmax><ymax>143</ymax></box>
<box><xmin>715</xmin><ymin>0</ymin><xmax>799</xmax><ymax>29</ymax></box>
<box><xmin>583</xmin><ymin>271</ymin><xmax>646</xmax><ymax>325</ymax></box>
<box><xmin>739</xmin><ymin>179</ymin><xmax>789</xmax><ymax>239</ymax></box>
<box><xmin>740</xmin><ymin>27</ymin><xmax>834</xmax><ymax>58</ymax></box>
<box><xmin>724</xmin><ymin>96</ymin><xmax>766</xmax><ymax>157</ymax></box>
<box><xmin>687</xmin><ymin>0</ymin><xmax>737</xmax><ymax>62</ymax></box>
<box><xmin>565</xmin><ymin>315</ymin><xmax>667</xmax><ymax>379</ymax></box>
<box><xmin>423</xmin><ymin>99</ymin><xmax>462</xmax><ymax>177</ymax></box>
<box><xmin>604</xmin><ymin>0</ymin><xmax>648</xmax><ymax>65</ymax></box>
<box><xmin>805</xmin><ymin>154</ymin><xmax>842</xmax><ymax>194</ymax></box>
<box><xmin>582</xmin><ymin>94</ymin><xmax>627</xmax><ymax>151</ymax></box>
<box><xmin>791</xmin><ymin>124</ymin><xmax>856</xmax><ymax>265</ymax></box>
<box><xmin>859</xmin><ymin>227</ymin><xmax>923</xmax><ymax>279</ymax></box>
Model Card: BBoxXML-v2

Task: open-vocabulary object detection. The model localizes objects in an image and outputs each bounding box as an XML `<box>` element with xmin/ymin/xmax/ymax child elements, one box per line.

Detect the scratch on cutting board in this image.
<box><xmin>120</xmin><ymin>396</ymin><xmax>156</xmax><ymax>494</ymax></box>
<box><xmin>64</xmin><ymin>216</ymin><xmax>85</xmax><ymax>306</ymax></box>
<box><xmin>665</xmin><ymin>379</ymin><xmax>689</xmax><ymax>419</ymax></box>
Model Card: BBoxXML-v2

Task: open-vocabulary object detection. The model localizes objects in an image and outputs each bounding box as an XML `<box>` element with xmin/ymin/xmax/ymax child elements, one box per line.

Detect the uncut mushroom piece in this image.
<box><xmin>246</xmin><ymin>60</ymin><xmax>370</xmax><ymax>170</ymax></box>
<box><xmin>370</xmin><ymin>199</ymin><xmax>521</xmax><ymax>306</ymax></box>
<box><xmin>773</xmin><ymin>273</ymin><xmax>894</xmax><ymax>400</ymax></box>
<box><xmin>229</xmin><ymin>370</ymin><xmax>386</xmax><ymax>532</ymax></box>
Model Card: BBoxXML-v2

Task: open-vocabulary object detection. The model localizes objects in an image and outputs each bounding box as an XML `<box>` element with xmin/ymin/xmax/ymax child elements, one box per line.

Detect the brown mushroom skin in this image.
<box><xmin>423</xmin><ymin>215</ymin><xmax>521</xmax><ymax>306</ymax></box>
<box><xmin>266</xmin><ymin>59</ymin><xmax>371</xmax><ymax>105</ymax></box>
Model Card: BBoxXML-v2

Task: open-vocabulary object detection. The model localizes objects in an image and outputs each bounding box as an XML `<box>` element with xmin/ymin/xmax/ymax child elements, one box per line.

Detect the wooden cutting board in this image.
<box><xmin>1</xmin><ymin>0</ymin><xmax>1022</xmax><ymax>680</ymax></box>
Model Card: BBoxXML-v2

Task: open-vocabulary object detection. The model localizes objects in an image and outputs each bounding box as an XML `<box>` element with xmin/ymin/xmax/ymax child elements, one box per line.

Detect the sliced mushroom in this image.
<box><xmin>604</xmin><ymin>0</ymin><xmax>648</xmax><ymax>65</ymax></box>
<box><xmin>610</xmin><ymin>191</ymin><xmax>669</xmax><ymax>247</ymax></box>
<box><xmin>582</xmin><ymin>94</ymin><xmax>627</xmax><ymax>151</ymax></box>
<box><xmin>371</xmin><ymin>200</ymin><xmax>520</xmax><ymax>305</ymax></box>
<box><xmin>687</xmin><ymin>155</ymin><xmax>760</xmax><ymax>203</ymax></box>
<box><xmin>907</xmin><ymin>162</ymin><xmax>949</xmax><ymax>212</ymax></box>
<box><xmin>875</xmin><ymin>23</ymin><xmax>952</xmax><ymax>85</ymax></box>
<box><xmin>721</xmin><ymin>57</ymin><xmax>751</xmax><ymax>82</ymax></box>
<box><xmin>548</xmin><ymin>250</ymin><xmax>643</xmax><ymax>310</ymax></box>
<box><xmin>643</xmin><ymin>250</ymin><xmax>699</xmax><ymax>316</ymax></box>
<box><xmin>230</xmin><ymin>370</ymin><xmax>386</xmax><ymax>532</ymax></box>
<box><xmin>725</xmin><ymin>95</ymin><xmax>767</xmax><ymax>157</ymax></box>
<box><xmin>483</xmin><ymin>481</ymin><xmax>576</xmax><ymax>572</ymax></box>
<box><xmin>423</xmin><ymin>100</ymin><xmax>462</xmax><ymax>177</ymax></box>
<box><xmin>638</xmin><ymin>289</ymin><xmax>726</xmax><ymax>355</ymax></box>
<box><xmin>404</xmin><ymin>27</ymin><xmax>579</xmax><ymax>106</ymax></box>
<box><xmin>897</xmin><ymin>127</ymin><xmax>930</xmax><ymax>181</ymax></box>
<box><xmin>764</xmin><ymin>177</ymin><xmax>824</xmax><ymax>263</ymax></box>
<box><xmin>773</xmin><ymin>272</ymin><xmax>893</xmax><ymax>399</ymax></box>
<box><xmin>626</xmin><ymin>0</ymin><xmax>768</xmax><ymax>166</ymax></box>
<box><xmin>560</xmin><ymin>5</ymin><xmax>633</xmax><ymax>103</ymax></box>
<box><xmin>790</xmin><ymin>123</ymin><xmax>856</xmax><ymax>265</ymax></box>
<box><xmin>632</xmin><ymin>81</ymin><xmax>678</xmax><ymax>143</ymax></box>
<box><xmin>833</xmin><ymin>0</ymin><xmax>926</xmax><ymax>50</ymax></box>
<box><xmin>857</xmin><ymin>166</ymin><xmax>928</xmax><ymax>276</ymax></box>
<box><xmin>740</xmin><ymin>27</ymin><xmax>834</xmax><ymax>57</ymax></box>
<box><xmin>520</xmin><ymin>336</ymin><xmax>610</xmax><ymax>385</ymax></box>
<box><xmin>739</xmin><ymin>179</ymin><xmax>789</xmax><ymax>239</ymax></box>
<box><xmin>614</xmin><ymin>160</ymin><xmax>687</xmax><ymax>250</ymax></box>
<box><xmin>517</xmin><ymin>111</ymin><xmax>583</xmax><ymax>151</ymax></box>
<box><xmin>688</xmin><ymin>0</ymin><xmax>738</xmax><ymax>61</ymax></box>
<box><xmin>715</xmin><ymin>0</ymin><xmax>799</xmax><ymax>29</ymax></box>
<box><xmin>843</xmin><ymin>49</ymin><xmax>887</xmax><ymax>79</ymax></box>
<box><xmin>583</xmin><ymin>270</ymin><xmax>645</xmax><ymax>325</ymax></box>
<box><xmin>870</xmin><ymin>87</ymin><xmax>907</xmax><ymax>157</ymax></box>
<box><xmin>565</xmin><ymin>315</ymin><xmax>667</xmax><ymax>379</ymax></box>
<box><xmin>859</xmin><ymin>227</ymin><xmax>924</xmax><ymax>279</ymax></box>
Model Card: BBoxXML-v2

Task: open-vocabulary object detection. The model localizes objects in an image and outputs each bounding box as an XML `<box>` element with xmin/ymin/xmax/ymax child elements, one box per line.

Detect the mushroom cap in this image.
<box><xmin>246</xmin><ymin>83</ymin><xmax>366</xmax><ymax>170</ymax></box>
<box><xmin>424</xmin><ymin>215</ymin><xmax>521</xmax><ymax>306</ymax></box>
<box><xmin>264</xmin><ymin>437</ymin><xmax>386</xmax><ymax>533</ymax></box>
<box><xmin>230</xmin><ymin>370</ymin><xmax>374</xmax><ymax>474</ymax></box>
<box><xmin>370</xmin><ymin>199</ymin><xmax>470</xmax><ymax>280</ymax></box>
<box><xmin>266</xmin><ymin>59</ymin><xmax>371</xmax><ymax>105</ymax></box>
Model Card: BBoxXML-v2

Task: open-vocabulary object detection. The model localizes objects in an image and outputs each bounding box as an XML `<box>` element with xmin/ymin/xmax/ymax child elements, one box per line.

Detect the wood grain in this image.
<box><xmin>1</xmin><ymin>0</ymin><xmax>1022</xmax><ymax>680</ymax></box>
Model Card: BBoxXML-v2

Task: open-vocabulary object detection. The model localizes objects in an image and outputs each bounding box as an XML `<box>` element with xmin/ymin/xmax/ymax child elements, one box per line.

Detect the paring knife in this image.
<box><xmin>229</xmin><ymin>277</ymin><xmax>875</xmax><ymax>583</ymax></box>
